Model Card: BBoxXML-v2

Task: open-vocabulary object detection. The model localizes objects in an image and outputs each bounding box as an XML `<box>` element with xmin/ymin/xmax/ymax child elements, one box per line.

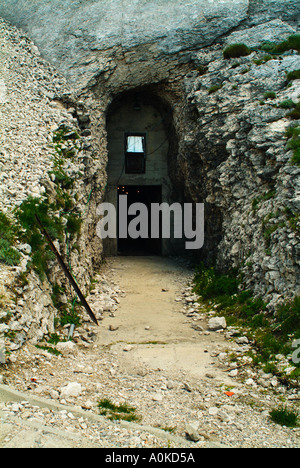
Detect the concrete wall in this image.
<box><xmin>105</xmin><ymin>99</ymin><xmax>183</xmax><ymax>255</ymax></box>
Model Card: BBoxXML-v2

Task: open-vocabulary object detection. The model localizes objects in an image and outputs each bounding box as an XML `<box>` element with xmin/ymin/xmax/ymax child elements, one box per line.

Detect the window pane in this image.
<box><xmin>127</xmin><ymin>136</ymin><xmax>144</xmax><ymax>153</ymax></box>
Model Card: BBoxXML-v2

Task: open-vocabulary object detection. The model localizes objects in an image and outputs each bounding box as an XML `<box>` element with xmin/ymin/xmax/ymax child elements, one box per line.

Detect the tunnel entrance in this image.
<box><xmin>117</xmin><ymin>185</ymin><xmax>162</xmax><ymax>255</ymax></box>
<box><xmin>104</xmin><ymin>87</ymin><xmax>184</xmax><ymax>257</ymax></box>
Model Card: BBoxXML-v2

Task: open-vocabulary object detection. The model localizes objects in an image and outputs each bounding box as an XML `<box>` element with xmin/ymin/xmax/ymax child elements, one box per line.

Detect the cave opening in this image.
<box><xmin>104</xmin><ymin>86</ymin><xmax>184</xmax><ymax>257</ymax></box>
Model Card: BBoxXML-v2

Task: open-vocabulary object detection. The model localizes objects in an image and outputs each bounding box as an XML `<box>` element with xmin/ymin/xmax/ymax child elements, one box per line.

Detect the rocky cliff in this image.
<box><xmin>0</xmin><ymin>1</ymin><xmax>299</xmax><ymax>355</ymax></box>
<box><xmin>0</xmin><ymin>0</ymin><xmax>299</xmax><ymax>89</ymax></box>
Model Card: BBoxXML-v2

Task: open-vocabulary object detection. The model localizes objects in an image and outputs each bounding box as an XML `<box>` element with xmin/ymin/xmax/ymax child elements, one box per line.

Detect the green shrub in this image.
<box><xmin>291</xmin><ymin>148</ymin><xmax>300</xmax><ymax>166</ymax></box>
<box><xmin>0</xmin><ymin>239</ymin><xmax>21</xmax><ymax>266</ymax></box>
<box><xmin>287</xmin><ymin>69</ymin><xmax>300</xmax><ymax>81</ymax></box>
<box><xmin>66</xmin><ymin>214</ymin><xmax>82</xmax><ymax>237</ymax></box>
<box><xmin>50</xmin><ymin>170</ymin><xmax>74</xmax><ymax>190</ymax></box>
<box><xmin>286</xmin><ymin>125</ymin><xmax>300</xmax><ymax>139</ymax></box>
<box><xmin>223</xmin><ymin>43</ymin><xmax>251</xmax><ymax>59</ymax></box>
<box><xmin>260</xmin><ymin>42</ymin><xmax>278</xmax><ymax>53</ymax></box>
<box><xmin>0</xmin><ymin>212</ymin><xmax>21</xmax><ymax>266</ymax></box>
<box><xmin>273</xmin><ymin>34</ymin><xmax>300</xmax><ymax>54</ymax></box>
<box><xmin>98</xmin><ymin>398</ymin><xmax>140</xmax><ymax>422</ymax></box>
<box><xmin>287</xmin><ymin>102</ymin><xmax>300</xmax><ymax>120</ymax></box>
<box><xmin>193</xmin><ymin>263</ymin><xmax>239</xmax><ymax>301</ymax></box>
<box><xmin>264</xmin><ymin>91</ymin><xmax>276</xmax><ymax>100</ymax></box>
<box><xmin>276</xmin><ymin>296</ymin><xmax>300</xmax><ymax>338</ymax></box>
<box><xmin>193</xmin><ymin>263</ymin><xmax>300</xmax><ymax>377</ymax></box>
<box><xmin>60</xmin><ymin>307</ymin><xmax>81</xmax><ymax>327</ymax></box>
<box><xmin>260</xmin><ymin>35</ymin><xmax>300</xmax><ymax>54</ymax></box>
<box><xmin>286</xmin><ymin>124</ymin><xmax>300</xmax><ymax>166</ymax></box>
<box><xmin>270</xmin><ymin>407</ymin><xmax>299</xmax><ymax>428</ymax></box>
<box><xmin>14</xmin><ymin>197</ymin><xmax>64</xmax><ymax>279</ymax></box>
<box><xmin>279</xmin><ymin>99</ymin><xmax>296</xmax><ymax>109</ymax></box>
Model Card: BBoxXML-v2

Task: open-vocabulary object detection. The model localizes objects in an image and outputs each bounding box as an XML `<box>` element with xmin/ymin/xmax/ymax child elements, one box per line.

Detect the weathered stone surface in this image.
<box><xmin>0</xmin><ymin>3</ymin><xmax>299</xmax><ymax>359</ymax></box>
<box><xmin>225</xmin><ymin>19</ymin><xmax>296</xmax><ymax>48</ymax></box>
<box><xmin>181</xmin><ymin>33</ymin><xmax>300</xmax><ymax>305</ymax></box>
<box><xmin>60</xmin><ymin>382</ymin><xmax>82</xmax><ymax>398</ymax></box>
<box><xmin>0</xmin><ymin>0</ymin><xmax>250</xmax><ymax>87</ymax></box>
<box><xmin>248</xmin><ymin>0</ymin><xmax>300</xmax><ymax>25</ymax></box>
<box><xmin>208</xmin><ymin>317</ymin><xmax>227</xmax><ymax>331</ymax></box>
<box><xmin>0</xmin><ymin>18</ymin><xmax>105</xmax><ymax>354</ymax></box>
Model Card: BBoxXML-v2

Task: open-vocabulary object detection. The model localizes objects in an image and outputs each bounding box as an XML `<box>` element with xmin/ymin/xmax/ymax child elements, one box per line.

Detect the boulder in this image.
<box><xmin>208</xmin><ymin>317</ymin><xmax>227</xmax><ymax>331</ymax></box>
<box><xmin>60</xmin><ymin>382</ymin><xmax>82</xmax><ymax>398</ymax></box>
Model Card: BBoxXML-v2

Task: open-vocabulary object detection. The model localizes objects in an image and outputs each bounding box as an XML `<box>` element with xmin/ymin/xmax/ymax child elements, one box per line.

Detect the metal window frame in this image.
<box><xmin>124</xmin><ymin>133</ymin><xmax>146</xmax><ymax>174</ymax></box>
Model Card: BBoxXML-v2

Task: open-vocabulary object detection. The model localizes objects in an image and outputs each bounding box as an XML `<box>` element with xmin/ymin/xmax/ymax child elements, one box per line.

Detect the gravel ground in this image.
<box><xmin>1</xmin><ymin>257</ymin><xmax>299</xmax><ymax>448</ymax></box>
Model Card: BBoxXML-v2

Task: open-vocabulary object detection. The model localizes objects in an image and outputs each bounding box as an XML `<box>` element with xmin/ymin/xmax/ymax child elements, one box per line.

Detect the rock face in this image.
<box><xmin>0</xmin><ymin>0</ymin><xmax>299</xmax><ymax>89</ymax></box>
<box><xmin>0</xmin><ymin>0</ymin><xmax>249</xmax><ymax>88</ymax></box>
<box><xmin>0</xmin><ymin>2</ymin><xmax>299</xmax><ymax>355</ymax></box>
<box><xmin>180</xmin><ymin>40</ymin><xmax>300</xmax><ymax>305</ymax></box>
<box><xmin>0</xmin><ymin>19</ymin><xmax>105</xmax><ymax>354</ymax></box>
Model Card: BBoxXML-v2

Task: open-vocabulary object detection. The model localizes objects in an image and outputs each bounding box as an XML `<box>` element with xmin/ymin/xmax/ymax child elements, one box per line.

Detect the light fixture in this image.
<box><xmin>133</xmin><ymin>101</ymin><xmax>141</xmax><ymax>111</ymax></box>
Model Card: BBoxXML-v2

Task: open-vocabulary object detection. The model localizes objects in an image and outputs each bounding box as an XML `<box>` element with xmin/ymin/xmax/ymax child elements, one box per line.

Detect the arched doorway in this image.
<box><xmin>104</xmin><ymin>88</ymin><xmax>183</xmax><ymax>256</ymax></box>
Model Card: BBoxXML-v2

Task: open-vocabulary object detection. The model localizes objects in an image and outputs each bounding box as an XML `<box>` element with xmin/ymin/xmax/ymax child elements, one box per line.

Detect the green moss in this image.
<box><xmin>208</xmin><ymin>84</ymin><xmax>223</xmax><ymax>94</ymax></box>
<box><xmin>98</xmin><ymin>398</ymin><xmax>141</xmax><ymax>422</ymax></box>
<box><xmin>270</xmin><ymin>407</ymin><xmax>299</xmax><ymax>428</ymax></box>
<box><xmin>287</xmin><ymin>69</ymin><xmax>300</xmax><ymax>81</ymax></box>
<box><xmin>223</xmin><ymin>43</ymin><xmax>251</xmax><ymax>59</ymax></box>
<box><xmin>263</xmin><ymin>91</ymin><xmax>277</xmax><ymax>100</ymax></box>
<box><xmin>284</xmin><ymin>208</ymin><xmax>299</xmax><ymax>232</ymax></box>
<box><xmin>260</xmin><ymin>35</ymin><xmax>300</xmax><ymax>54</ymax></box>
<box><xmin>193</xmin><ymin>264</ymin><xmax>300</xmax><ymax>378</ymax></box>
<box><xmin>252</xmin><ymin>190</ymin><xmax>276</xmax><ymax>213</ymax></box>
<box><xmin>14</xmin><ymin>196</ymin><xmax>64</xmax><ymax>279</ymax></box>
<box><xmin>0</xmin><ymin>212</ymin><xmax>21</xmax><ymax>266</ymax></box>
<box><xmin>253</xmin><ymin>55</ymin><xmax>272</xmax><ymax>66</ymax></box>
<box><xmin>286</xmin><ymin>124</ymin><xmax>300</xmax><ymax>166</ymax></box>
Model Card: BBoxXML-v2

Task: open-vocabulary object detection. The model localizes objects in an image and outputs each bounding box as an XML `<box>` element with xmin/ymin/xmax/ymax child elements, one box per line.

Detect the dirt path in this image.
<box><xmin>1</xmin><ymin>256</ymin><xmax>299</xmax><ymax>448</ymax></box>
<box><xmin>98</xmin><ymin>256</ymin><xmax>233</xmax><ymax>384</ymax></box>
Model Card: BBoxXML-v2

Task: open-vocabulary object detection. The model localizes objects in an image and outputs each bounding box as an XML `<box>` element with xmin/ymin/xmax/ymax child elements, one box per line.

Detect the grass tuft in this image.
<box><xmin>0</xmin><ymin>212</ymin><xmax>21</xmax><ymax>266</ymax></box>
<box><xmin>98</xmin><ymin>398</ymin><xmax>141</xmax><ymax>422</ymax></box>
<box><xmin>223</xmin><ymin>44</ymin><xmax>251</xmax><ymax>59</ymax></box>
<box><xmin>270</xmin><ymin>407</ymin><xmax>299</xmax><ymax>428</ymax></box>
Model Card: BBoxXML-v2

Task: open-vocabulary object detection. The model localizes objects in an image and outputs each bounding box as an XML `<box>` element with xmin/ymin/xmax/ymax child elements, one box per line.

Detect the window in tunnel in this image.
<box><xmin>125</xmin><ymin>133</ymin><xmax>146</xmax><ymax>174</ymax></box>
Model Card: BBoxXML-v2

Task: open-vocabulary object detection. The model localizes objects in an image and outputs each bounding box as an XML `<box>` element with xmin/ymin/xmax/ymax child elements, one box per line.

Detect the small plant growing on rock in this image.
<box><xmin>286</xmin><ymin>125</ymin><xmax>300</xmax><ymax>166</ymax></box>
<box><xmin>208</xmin><ymin>84</ymin><xmax>223</xmax><ymax>94</ymax></box>
<box><xmin>0</xmin><ymin>212</ymin><xmax>21</xmax><ymax>266</ymax></box>
<box><xmin>270</xmin><ymin>407</ymin><xmax>299</xmax><ymax>428</ymax></box>
<box><xmin>260</xmin><ymin>35</ymin><xmax>300</xmax><ymax>54</ymax></box>
<box><xmin>287</xmin><ymin>102</ymin><xmax>300</xmax><ymax>120</ymax></box>
<box><xmin>287</xmin><ymin>69</ymin><xmax>300</xmax><ymax>81</ymax></box>
<box><xmin>98</xmin><ymin>398</ymin><xmax>141</xmax><ymax>422</ymax></box>
<box><xmin>263</xmin><ymin>91</ymin><xmax>276</xmax><ymax>100</ymax></box>
<box><xmin>223</xmin><ymin>43</ymin><xmax>251</xmax><ymax>59</ymax></box>
<box><xmin>279</xmin><ymin>99</ymin><xmax>296</xmax><ymax>109</ymax></box>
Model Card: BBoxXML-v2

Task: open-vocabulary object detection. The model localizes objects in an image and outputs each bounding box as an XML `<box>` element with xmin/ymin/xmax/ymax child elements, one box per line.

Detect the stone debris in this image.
<box><xmin>208</xmin><ymin>317</ymin><xmax>227</xmax><ymax>332</ymax></box>
<box><xmin>1</xmin><ymin>259</ymin><xmax>299</xmax><ymax>449</ymax></box>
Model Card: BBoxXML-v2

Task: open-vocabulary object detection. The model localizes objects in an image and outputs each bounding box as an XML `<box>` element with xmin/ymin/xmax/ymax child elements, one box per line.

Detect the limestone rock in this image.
<box><xmin>60</xmin><ymin>382</ymin><xmax>82</xmax><ymax>398</ymax></box>
<box><xmin>0</xmin><ymin>0</ymin><xmax>249</xmax><ymax>87</ymax></box>
<box><xmin>225</xmin><ymin>19</ymin><xmax>296</xmax><ymax>48</ymax></box>
<box><xmin>208</xmin><ymin>317</ymin><xmax>227</xmax><ymax>331</ymax></box>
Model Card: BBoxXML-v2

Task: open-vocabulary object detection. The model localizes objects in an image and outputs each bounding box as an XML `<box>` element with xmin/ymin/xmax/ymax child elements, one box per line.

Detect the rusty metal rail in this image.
<box><xmin>35</xmin><ymin>214</ymin><xmax>98</xmax><ymax>326</ymax></box>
